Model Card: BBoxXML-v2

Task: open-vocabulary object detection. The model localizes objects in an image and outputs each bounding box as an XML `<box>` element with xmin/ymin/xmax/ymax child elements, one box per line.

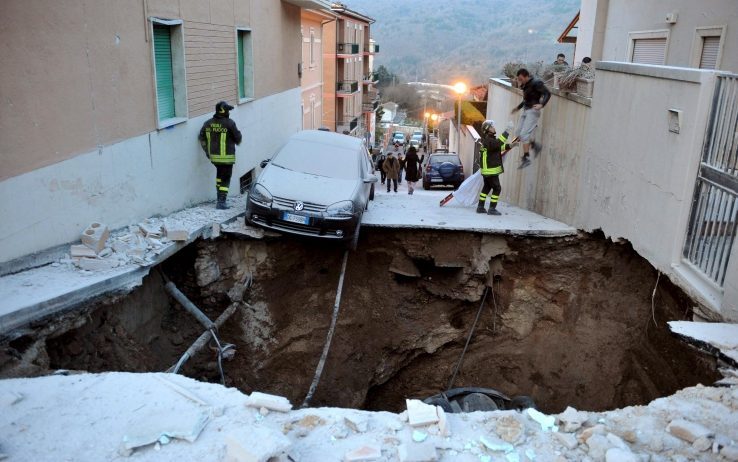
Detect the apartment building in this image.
<box><xmin>0</xmin><ymin>0</ymin><xmax>326</xmax><ymax>266</ymax></box>
<box><xmin>300</xmin><ymin>5</ymin><xmax>336</xmax><ymax>130</ymax></box>
<box><xmin>322</xmin><ymin>3</ymin><xmax>378</xmax><ymax>144</ymax></box>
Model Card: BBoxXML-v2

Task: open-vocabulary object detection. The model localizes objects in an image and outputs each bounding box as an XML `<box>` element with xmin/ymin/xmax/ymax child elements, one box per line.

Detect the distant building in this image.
<box><xmin>300</xmin><ymin>4</ymin><xmax>337</xmax><ymax>130</ymax></box>
<box><xmin>562</xmin><ymin>0</ymin><xmax>737</xmax><ymax>71</ymax></box>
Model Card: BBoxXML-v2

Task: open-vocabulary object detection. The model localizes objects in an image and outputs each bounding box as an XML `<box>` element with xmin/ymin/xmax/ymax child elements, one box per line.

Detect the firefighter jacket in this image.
<box><xmin>479</xmin><ymin>131</ymin><xmax>511</xmax><ymax>176</ymax></box>
<box><xmin>199</xmin><ymin>113</ymin><xmax>242</xmax><ymax>165</ymax></box>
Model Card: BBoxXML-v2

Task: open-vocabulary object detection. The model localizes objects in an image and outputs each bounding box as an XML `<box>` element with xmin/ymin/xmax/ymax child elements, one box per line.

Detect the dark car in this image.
<box><xmin>423</xmin><ymin>387</ymin><xmax>536</xmax><ymax>413</ymax></box>
<box><xmin>245</xmin><ymin>130</ymin><xmax>378</xmax><ymax>249</ymax></box>
<box><xmin>422</xmin><ymin>152</ymin><xmax>464</xmax><ymax>190</ymax></box>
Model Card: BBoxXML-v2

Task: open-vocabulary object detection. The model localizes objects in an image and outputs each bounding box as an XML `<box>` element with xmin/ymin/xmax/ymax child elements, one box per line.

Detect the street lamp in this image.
<box><xmin>453</xmin><ymin>82</ymin><xmax>468</xmax><ymax>154</ymax></box>
<box><xmin>424</xmin><ymin>112</ymin><xmax>430</xmax><ymax>148</ymax></box>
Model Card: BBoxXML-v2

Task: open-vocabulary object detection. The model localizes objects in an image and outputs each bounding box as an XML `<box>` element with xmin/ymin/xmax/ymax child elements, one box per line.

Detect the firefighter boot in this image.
<box><xmin>476</xmin><ymin>201</ymin><xmax>487</xmax><ymax>214</ymax></box>
<box><xmin>216</xmin><ymin>192</ymin><xmax>229</xmax><ymax>210</ymax></box>
<box><xmin>488</xmin><ymin>205</ymin><xmax>502</xmax><ymax>216</ymax></box>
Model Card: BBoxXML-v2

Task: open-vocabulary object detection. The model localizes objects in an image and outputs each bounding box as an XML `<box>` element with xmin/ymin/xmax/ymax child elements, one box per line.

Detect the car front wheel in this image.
<box><xmin>350</xmin><ymin>215</ymin><xmax>362</xmax><ymax>251</ymax></box>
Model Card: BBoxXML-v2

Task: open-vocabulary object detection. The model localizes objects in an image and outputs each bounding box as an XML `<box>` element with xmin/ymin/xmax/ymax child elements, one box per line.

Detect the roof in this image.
<box><xmin>292</xmin><ymin>129</ymin><xmax>364</xmax><ymax>150</ymax></box>
<box><xmin>330</xmin><ymin>2</ymin><xmax>375</xmax><ymax>23</ymax></box>
<box><xmin>557</xmin><ymin>11</ymin><xmax>579</xmax><ymax>44</ymax></box>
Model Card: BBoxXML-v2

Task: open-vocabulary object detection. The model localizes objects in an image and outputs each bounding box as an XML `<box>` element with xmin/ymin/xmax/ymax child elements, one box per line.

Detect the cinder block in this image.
<box><xmin>75</xmin><ymin>257</ymin><xmax>120</xmax><ymax>271</ymax></box>
<box><xmin>139</xmin><ymin>222</ymin><xmax>162</xmax><ymax>238</ymax></box>
<box><xmin>344</xmin><ymin>445</ymin><xmax>382</xmax><ymax>461</ymax></box>
<box><xmin>397</xmin><ymin>442</ymin><xmax>437</xmax><ymax>462</ymax></box>
<box><xmin>224</xmin><ymin>427</ymin><xmax>291</xmax><ymax>462</ymax></box>
<box><xmin>71</xmin><ymin>244</ymin><xmax>98</xmax><ymax>258</ymax></box>
<box><xmin>405</xmin><ymin>399</ymin><xmax>439</xmax><ymax>427</ymax></box>
<box><xmin>246</xmin><ymin>392</ymin><xmax>292</xmax><ymax>412</ymax></box>
<box><xmin>81</xmin><ymin>222</ymin><xmax>110</xmax><ymax>253</ymax></box>
<box><xmin>163</xmin><ymin>224</ymin><xmax>189</xmax><ymax>241</ymax></box>
<box><xmin>436</xmin><ymin>406</ymin><xmax>450</xmax><ymax>437</ymax></box>
<box><xmin>212</xmin><ymin>222</ymin><xmax>221</xmax><ymax>238</ymax></box>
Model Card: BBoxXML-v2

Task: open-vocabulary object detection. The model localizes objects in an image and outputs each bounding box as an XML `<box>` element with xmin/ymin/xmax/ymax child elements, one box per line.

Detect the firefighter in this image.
<box><xmin>477</xmin><ymin>119</ymin><xmax>514</xmax><ymax>216</ymax></box>
<box><xmin>199</xmin><ymin>101</ymin><xmax>242</xmax><ymax>209</ymax></box>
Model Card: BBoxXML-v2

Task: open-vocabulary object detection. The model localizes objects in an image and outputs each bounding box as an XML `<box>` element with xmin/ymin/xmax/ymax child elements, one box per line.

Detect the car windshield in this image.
<box><xmin>431</xmin><ymin>155</ymin><xmax>461</xmax><ymax>164</ymax></box>
<box><xmin>272</xmin><ymin>139</ymin><xmax>360</xmax><ymax>180</ymax></box>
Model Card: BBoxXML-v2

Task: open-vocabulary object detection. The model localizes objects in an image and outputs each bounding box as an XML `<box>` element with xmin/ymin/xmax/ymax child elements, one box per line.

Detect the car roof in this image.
<box><xmin>291</xmin><ymin>129</ymin><xmax>363</xmax><ymax>151</ymax></box>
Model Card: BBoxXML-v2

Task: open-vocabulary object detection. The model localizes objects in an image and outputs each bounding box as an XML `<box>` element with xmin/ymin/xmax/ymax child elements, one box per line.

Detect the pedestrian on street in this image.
<box><xmin>404</xmin><ymin>146</ymin><xmax>422</xmax><ymax>195</ymax></box>
<box><xmin>383</xmin><ymin>151</ymin><xmax>400</xmax><ymax>193</ymax></box>
<box><xmin>398</xmin><ymin>152</ymin><xmax>406</xmax><ymax>184</ymax></box>
<box><xmin>477</xmin><ymin>119</ymin><xmax>514</xmax><ymax>216</ymax></box>
<box><xmin>511</xmin><ymin>68</ymin><xmax>550</xmax><ymax>169</ymax></box>
<box><xmin>376</xmin><ymin>153</ymin><xmax>386</xmax><ymax>185</ymax></box>
<box><xmin>199</xmin><ymin>101</ymin><xmax>242</xmax><ymax>209</ymax></box>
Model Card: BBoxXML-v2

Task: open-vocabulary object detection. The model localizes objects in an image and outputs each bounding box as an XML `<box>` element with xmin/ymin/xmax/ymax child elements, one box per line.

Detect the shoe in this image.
<box><xmin>216</xmin><ymin>201</ymin><xmax>228</xmax><ymax>210</ymax></box>
<box><xmin>518</xmin><ymin>157</ymin><xmax>532</xmax><ymax>169</ymax></box>
<box><xmin>394</xmin><ymin>190</ymin><xmax>397</xmax><ymax>193</ymax></box>
<box><xmin>488</xmin><ymin>208</ymin><xmax>501</xmax><ymax>216</ymax></box>
<box><xmin>476</xmin><ymin>205</ymin><xmax>486</xmax><ymax>214</ymax></box>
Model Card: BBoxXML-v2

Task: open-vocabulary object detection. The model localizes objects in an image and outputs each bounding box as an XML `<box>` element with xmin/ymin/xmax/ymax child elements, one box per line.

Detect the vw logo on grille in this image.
<box><xmin>294</xmin><ymin>201</ymin><xmax>305</xmax><ymax>211</ymax></box>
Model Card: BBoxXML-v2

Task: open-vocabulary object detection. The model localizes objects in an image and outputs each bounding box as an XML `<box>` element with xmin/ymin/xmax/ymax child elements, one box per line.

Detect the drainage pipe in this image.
<box><xmin>164</xmin><ymin>281</ymin><xmax>215</xmax><ymax>331</ymax></box>
<box><xmin>302</xmin><ymin>249</ymin><xmax>350</xmax><ymax>408</ymax></box>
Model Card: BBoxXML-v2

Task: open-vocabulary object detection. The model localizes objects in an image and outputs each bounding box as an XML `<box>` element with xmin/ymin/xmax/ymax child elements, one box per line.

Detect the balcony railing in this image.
<box><xmin>362</xmin><ymin>73</ymin><xmax>379</xmax><ymax>84</ymax></box>
<box><xmin>336</xmin><ymin>80</ymin><xmax>359</xmax><ymax>94</ymax></box>
<box><xmin>364</xmin><ymin>43</ymin><xmax>379</xmax><ymax>53</ymax></box>
<box><xmin>337</xmin><ymin>43</ymin><xmax>360</xmax><ymax>55</ymax></box>
<box><xmin>362</xmin><ymin>101</ymin><xmax>379</xmax><ymax>112</ymax></box>
<box><xmin>337</xmin><ymin>117</ymin><xmax>358</xmax><ymax>133</ymax></box>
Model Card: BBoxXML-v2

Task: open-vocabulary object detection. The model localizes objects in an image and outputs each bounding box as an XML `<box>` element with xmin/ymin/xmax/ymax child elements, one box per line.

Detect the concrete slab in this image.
<box><xmin>669</xmin><ymin>321</ymin><xmax>738</xmax><ymax>366</ymax></box>
<box><xmin>0</xmin><ymin>200</ymin><xmax>244</xmax><ymax>336</ymax></box>
<box><xmin>362</xmin><ymin>182</ymin><xmax>576</xmax><ymax>237</ymax></box>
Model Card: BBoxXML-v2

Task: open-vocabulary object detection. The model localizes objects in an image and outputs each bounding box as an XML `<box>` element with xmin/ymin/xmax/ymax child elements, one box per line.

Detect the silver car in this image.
<box><xmin>245</xmin><ymin>130</ymin><xmax>378</xmax><ymax>247</ymax></box>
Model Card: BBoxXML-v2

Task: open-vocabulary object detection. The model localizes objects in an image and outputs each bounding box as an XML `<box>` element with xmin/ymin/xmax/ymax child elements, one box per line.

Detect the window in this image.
<box><xmin>151</xmin><ymin>19</ymin><xmax>187</xmax><ymax>127</ymax></box>
<box><xmin>237</xmin><ymin>28</ymin><xmax>254</xmax><ymax>101</ymax></box>
<box><xmin>628</xmin><ymin>30</ymin><xmax>669</xmax><ymax>65</ymax></box>
<box><xmin>691</xmin><ymin>26</ymin><xmax>726</xmax><ymax>70</ymax></box>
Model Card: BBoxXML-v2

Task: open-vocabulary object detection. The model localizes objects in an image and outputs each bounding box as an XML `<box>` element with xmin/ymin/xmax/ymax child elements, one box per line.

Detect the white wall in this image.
<box><xmin>486</xmin><ymin>63</ymin><xmax>737</xmax><ymax>321</ymax></box>
<box><xmin>0</xmin><ymin>88</ymin><xmax>301</xmax><ymax>265</ymax></box>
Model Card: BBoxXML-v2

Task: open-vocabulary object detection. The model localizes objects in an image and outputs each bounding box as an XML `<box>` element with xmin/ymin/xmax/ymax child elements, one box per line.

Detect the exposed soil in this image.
<box><xmin>0</xmin><ymin>229</ymin><xmax>721</xmax><ymax>414</ymax></box>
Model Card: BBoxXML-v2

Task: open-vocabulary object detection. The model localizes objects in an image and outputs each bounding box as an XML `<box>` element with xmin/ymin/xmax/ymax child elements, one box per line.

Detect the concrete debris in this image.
<box><xmin>553</xmin><ymin>431</ymin><xmax>578</xmax><ymax>450</ymax></box>
<box><xmin>138</xmin><ymin>221</ymin><xmax>162</xmax><ymax>238</ymax></box>
<box><xmin>118</xmin><ymin>408</ymin><xmax>210</xmax><ymax>456</ymax></box>
<box><xmin>722</xmin><ymin>445</ymin><xmax>738</xmax><ymax>461</ymax></box>
<box><xmin>389</xmin><ymin>253</ymin><xmax>421</xmax><ymax>278</ymax></box>
<box><xmin>526</xmin><ymin>408</ymin><xmax>557</xmax><ymax>432</ymax></box>
<box><xmin>406</xmin><ymin>399</ymin><xmax>439</xmax><ymax>427</ymax></box>
<box><xmin>0</xmin><ymin>391</ymin><xmax>23</xmax><ymax>406</ymax></box>
<box><xmin>259</xmin><ymin>407</ymin><xmax>269</xmax><ymax>417</ymax></box>
<box><xmin>163</xmin><ymin>223</ymin><xmax>189</xmax><ymax>241</ymax></box>
<box><xmin>75</xmin><ymin>257</ymin><xmax>120</xmax><ymax>271</ymax></box>
<box><xmin>666</xmin><ymin>419</ymin><xmax>714</xmax><ymax>443</ymax></box>
<box><xmin>70</xmin><ymin>244</ymin><xmax>98</xmax><ymax>258</ymax></box>
<box><xmin>344</xmin><ymin>415</ymin><xmax>369</xmax><ymax>433</ymax></box>
<box><xmin>578</xmin><ymin>424</ymin><xmax>606</xmax><ymax>443</ymax></box>
<box><xmin>246</xmin><ymin>392</ymin><xmax>292</xmax><ymax>413</ymax></box>
<box><xmin>296</xmin><ymin>415</ymin><xmax>325</xmax><ymax>429</ymax></box>
<box><xmin>224</xmin><ymin>426</ymin><xmax>291</xmax><ymax>462</ymax></box>
<box><xmin>412</xmin><ymin>430</ymin><xmax>428</xmax><ymax>442</ymax></box>
<box><xmin>692</xmin><ymin>436</ymin><xmax>712</xmax><ymax>451</ymax></box>
<box><xmin>495</xmin><ymin>414</ymin><xmax>524</xmax><ymax>443</ymax></box>
<box><xmin>212</xmin><ymin>222</ymin><xmax>221</xmax><ymax>239</ymax></box>
<box><xmin>586</xmin><ymin>433</ymin><xmax>611</xmax><ymax>460</ymax></box>
<box><xmin>557</xmin><ymin>406</ymin><xmax>586</xmax><ymax>432</ymax></box>
<box><xmin>81</xmin><ymin>222</ymin><xmax>110</xmax><ymax>253</ymax></box>
<box><xmin>344</xmin><ymin>445</ymin><xmax>382</xmax><ymax>461</ymax></box>
<box><xmin>397</xmin><ymin>442</ymin><xmax>438</xmax><ymax>462</ymax></box>
<box><xmin>436</xmin><ymin>406</ymin><xmax>450</xmax><ymax>437</ymax></box>
<box><xmin>480</xmin><ymin>435</ymin><xmax>514</xmax><ymax>453</ymax></box>
<box><xmin>605</xmin><ymin>447</ymin><xmax>639</xmax><ymax>462</ymax></box>
<box><xmin>606</xmin><ymin>432</ymin><xmax>629</xmax><ymax>450</ymax></box>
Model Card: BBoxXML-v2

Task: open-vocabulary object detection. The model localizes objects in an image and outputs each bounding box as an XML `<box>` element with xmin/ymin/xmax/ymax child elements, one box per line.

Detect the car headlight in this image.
<box><xmin>250</xmin><ymin>183</ymin><xmax>272</xmax><ymax>206</ymax></box>
<box><xmin>325</xmin><ymin>200</ymin><xmax>354</xmax><ymax>218</ymax></box>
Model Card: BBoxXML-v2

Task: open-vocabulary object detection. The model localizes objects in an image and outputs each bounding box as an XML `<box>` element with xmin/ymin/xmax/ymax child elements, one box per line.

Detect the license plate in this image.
<box><xmin>282</xmin><ymin>212</ymin><xmax>309</xmax><ymax>225</ymax></box>
<box><xmin>431</xmin><ymin>178</ymin><xmax>444</xmax><ymax>182</ymax></box>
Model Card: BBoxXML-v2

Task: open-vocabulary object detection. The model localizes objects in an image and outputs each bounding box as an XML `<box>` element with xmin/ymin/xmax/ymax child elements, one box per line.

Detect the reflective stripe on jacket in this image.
<box><xmin>199</xmin><ymin>114</ymin><xmax>242</xmax><ymax>165</ymax></box>
<box><xmin>480</xmin><ymin>131</ymin><xmax>510</xmax><ymax>176</ymax></box>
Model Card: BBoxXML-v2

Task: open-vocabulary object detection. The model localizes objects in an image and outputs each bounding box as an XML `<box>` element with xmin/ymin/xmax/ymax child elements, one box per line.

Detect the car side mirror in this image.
<box><xmin>363</xmin><ymin>176</ymin><xmax>379</xmax><ymax>184</ymax></box>
<box><xmin>260</xmin><ymin>159</ymin><xmax>270</xmax><ymax>168</ymax></box>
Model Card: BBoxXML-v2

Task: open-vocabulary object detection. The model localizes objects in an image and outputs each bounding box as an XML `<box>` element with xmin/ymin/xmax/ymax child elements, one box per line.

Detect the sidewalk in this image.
<box><xmin>363</xmin><ymin>178</ymin><xmax>576</xmax><ymax>237</ymax></box>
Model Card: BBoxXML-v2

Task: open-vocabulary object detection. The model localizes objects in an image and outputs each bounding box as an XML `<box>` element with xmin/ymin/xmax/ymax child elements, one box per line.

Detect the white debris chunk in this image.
<box><xmin>436</xmin><ymin>406</ymin><xmax>450</xmax><ymax>437</ymax></box>
<box><xmin>666</xmin><ymin>419</ymin><xmax>714</xmax><ymax>443</ymax></box>
<box><xmin>70</xmin><ymin>244</ymin><xmax>98</xmax><ymax>258</ymax></box>
<box><xmin>605</xmin><ymin>447</ymin><xmax>638</xmax><ymax>462</ymax></box>
<box><xmin>406</xmin><ymin>399</ymin><xmax>439</xmax><ymax>427</ymax></box>
<box><xmin>553</xmin><ymin>432</ymin><xmax>578</xmax><ymax>450</ymax></box>
<box><xmin>397</xmin><ymin>442</ymin><xmax>438</xmax><ymax>462</ymax></box>
<box><xmin>138</xmin><ymin>221</ymin><xmax>162</xmax><ymax>238</ymax></box>
<box><xmin>163</xmin><ymin>223</ymin><xmax>189</xmax><ymax>241</ymax></box>
<box><xmin>557</xmin><ymin>406</ymin><xmax>586</xmax><ymax>433</ymax></box>
<box><xmin>412</xmin><ymin>430</ymin><xmax>428</xmax><ymax>442</ymax></box>
<box><xmin>526</xmin><ymin>408</ymin><xmax>557</xmax><ymax>431</ymax></box>
<box><xmin>118</xmin><ymin>408</ymin><xmax>210</xmax><ymax>457</ymax></box>
<box><xmin>246</xmin><ymin>392</ymin><xmax>292</xmax><ymax>413</ymax></box>
<box><xmin>344</xmin><ymin>445</ymin><xmax>382</xmax><ymax>462</ymax></box>
<box><xmin>344</xmin><ymin>415</ymin><xmax>369</xmax><ymax>433</ymax></box>
<box><xmin>721</xmin><ymin>445</ymin><xmax>738</xmax><ymax>461</ymax></box>
<box><xmin>224</xmin><ymin>426</ymin><xmax>292</xmax><ymax>462</ymax></box>
<box><xmin>480</xmin><ymin>435</ymin><xmax>514</xmax><ymax>453</ymax></box>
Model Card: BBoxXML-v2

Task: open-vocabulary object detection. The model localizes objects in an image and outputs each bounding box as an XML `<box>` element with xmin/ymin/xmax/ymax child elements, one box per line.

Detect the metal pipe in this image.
<box><xmin>164</xmin><ymin>281</ymin><xmax>215</xmax><ymax>331</ymax></box>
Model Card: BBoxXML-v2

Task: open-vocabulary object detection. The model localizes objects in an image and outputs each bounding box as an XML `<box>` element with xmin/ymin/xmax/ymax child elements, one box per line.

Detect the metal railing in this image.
<box><xmin>363</xmin><ymin>73</ymin><xmax>378</xmax><ymax>84</ymax></box>
<box><xmin>337</xmin><ymin>43</ymin><xmax>359</xmax><ymax>54</ymax></box>
<box><xmin>362</xmin><ymin>101</ymin><xmax>379</xmax><ymax>112</ymax></box>
<box><xmin>336</xmin><ymin>80</ymin><xmax>359</xmax><ymax>94</ymax></box>
<box><xmin>683</xmin><ymin>74</ymin><xmax>738</xmax><ymax>286</ymax></box>
<box><xmin>337</xmin><ymin>117</ymin><xmax>358</xmax><ymax>133</ymax></box>
<box><xmin>364</xmin><ymin>43</ymin><xmax>379</xmax><ymax>53</ymax></box>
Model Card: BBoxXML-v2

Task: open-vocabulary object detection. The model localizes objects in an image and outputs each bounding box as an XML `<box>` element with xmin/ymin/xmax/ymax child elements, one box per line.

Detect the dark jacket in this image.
<box><xmin>480</xmin><ymin>131</ymin><xmax>511</xmax><ymax>176</ymax></box>
<box><xmin>383</xmin><ymin>154</ymin><xmax>400</xmax><ymax>180</ymax></box>
<box><xmin>376</xmin><ymin>155</ymin><xmax>385</xmax><ymax>171</ymax></box>
<box><xmin>516</xmin><ymin>78</ymin><xmax>551</xmax><ymax>110</ymax></box>
<box><xmin>198</xmin><ymin>113</ymin><xmax>242</xmax><ymax>165</ymax></box>
<box><xmin>398</xmin><ymin>156</ymin><xmax>406</xmax><ymax>170</ymax></box>
<box><xmin>404</xmin><ymin>150</ymin><xmax>422</xmax><ymax>182</ymax></box>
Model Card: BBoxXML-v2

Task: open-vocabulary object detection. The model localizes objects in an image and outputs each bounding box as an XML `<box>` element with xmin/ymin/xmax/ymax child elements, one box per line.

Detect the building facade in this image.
<box><xmin>574</xmin><ymin>0</ymin><xmax>737</xmax><ymax>71</ymax></box>
<box><xmin>0</xmin><ymin>0</ymin><xmax>326</xmax><ymax>266</ymax></box>
<box><xmin>300</xmin><ymin>5</ymin><xmax>335</xmax><ymax>130</ymax></box>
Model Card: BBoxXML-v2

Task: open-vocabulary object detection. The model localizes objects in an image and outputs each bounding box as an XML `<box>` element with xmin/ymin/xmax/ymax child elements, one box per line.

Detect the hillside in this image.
<box><xmin>344</xmin><ymin>0</ymin><xmax>580</xmax><ymax>85</ymax></box>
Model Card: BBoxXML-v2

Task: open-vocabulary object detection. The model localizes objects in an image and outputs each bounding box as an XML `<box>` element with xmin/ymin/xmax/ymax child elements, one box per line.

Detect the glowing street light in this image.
<box><xmin>453</xmin><ymin>82</ymin><xmax>468</xmax><ymax>95</ymax></box>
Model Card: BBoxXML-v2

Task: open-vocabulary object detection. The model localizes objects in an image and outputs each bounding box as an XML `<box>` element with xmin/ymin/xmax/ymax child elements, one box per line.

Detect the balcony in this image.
<box><xmin>362</xmin><ymin>72</ymin><xmax>379</xmax><ymax>85</ymax></box>
<box><xmin>336</xmin><ymin>117</ymin><xmax>358</xmax><ymax>134</ymax></box>
<box><xmin>336</xmin><ymin>80</ymin><xmax>359</xmax><ymax>96</ymax></box>
<box><xmin>362</xmin><ymin>100</ymin><xmax>379</xmax><ymax>113</ymax></box>
<box><xmin>337</xmin><ymin>43</ymin><xmax>360</xmax><ymax>56</ymax></box>
<box><xmin>364</xmin><ymin>43</ymin><xmax>379</xmax><ymax>54</ymax></box>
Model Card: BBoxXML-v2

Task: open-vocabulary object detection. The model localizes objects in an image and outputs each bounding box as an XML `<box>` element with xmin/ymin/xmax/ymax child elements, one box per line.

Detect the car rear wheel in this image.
<box><xmin>369</xmin><ymin>184</ymin><xmax>375</xmax><ymax>201</ymax></box>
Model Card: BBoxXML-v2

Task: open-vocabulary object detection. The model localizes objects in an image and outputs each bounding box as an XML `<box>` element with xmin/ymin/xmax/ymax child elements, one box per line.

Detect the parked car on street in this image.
<box><xmin>422</xmin><ymin>152</ymin><xmax>464</xmax><ymax>190</ymax></box>
<box><xmin>392</xmin><ymin>132</ymin><xmax>406</xmax><ymax>146</ymax></box>
<box><xmin>246</xmin><ymin>130</ymin><xmax>378</xmax><ymax>248</ymax></box>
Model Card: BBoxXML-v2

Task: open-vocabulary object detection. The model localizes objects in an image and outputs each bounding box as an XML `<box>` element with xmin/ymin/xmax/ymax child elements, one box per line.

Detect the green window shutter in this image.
<box><xmin>237</xmin><ymin>32</ymin><xmax>245</xmax><ymax>99</ymax></box>
<box><xmin>153</xmin><ymin>25</ymin><xmax>176</xmax><ymax>120</ymax></box>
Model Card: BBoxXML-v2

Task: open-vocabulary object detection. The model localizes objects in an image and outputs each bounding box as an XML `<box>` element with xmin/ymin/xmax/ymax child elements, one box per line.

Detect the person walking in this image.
<box><xmin>199</xmin><ymin>101</ymin><xmax>242</xmax><ymax>209</ymax></box>
<box><xmin>511</xmin><ymin>68</ymin><xmax>550</xmax><ymax>169</ymax></box>
<box><xmin>383</xmin><ymin>150</ymin><xmax>400</xmax><ymax>193</ymax></box>
<box><xmin>398</xmin><ymin>152</ymin><xmax>406</xmax><ymax>184</ymax></box>
<box><xmin>376</xmin><ymin>152</ymin><xmax>386</xmax><ymax>185</ymax></box>
<box><xmin>477</xmin><ymin>120</ymin><xmax>514</xmax><ymax>215</ymax></box>
<box><xmin>404</xmin><ymin>146</ymin><xmax>422</xmax><ymax>195</ymax></box>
